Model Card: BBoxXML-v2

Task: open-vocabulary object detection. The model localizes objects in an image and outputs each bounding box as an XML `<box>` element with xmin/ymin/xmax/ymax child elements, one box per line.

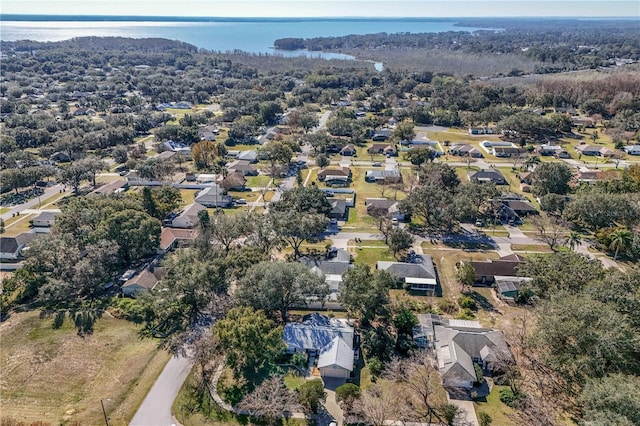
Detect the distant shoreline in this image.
<box><xmin>1</xmin><ymin>14</ymin><xmax>635</xmax><ymax>23</ymax></box>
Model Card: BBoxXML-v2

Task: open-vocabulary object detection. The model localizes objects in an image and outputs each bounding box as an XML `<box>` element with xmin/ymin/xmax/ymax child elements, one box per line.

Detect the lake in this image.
<box><xmin>0</xmin><ymin>17</ymin><xmax>491</xmax><ymax>59</ymax></box>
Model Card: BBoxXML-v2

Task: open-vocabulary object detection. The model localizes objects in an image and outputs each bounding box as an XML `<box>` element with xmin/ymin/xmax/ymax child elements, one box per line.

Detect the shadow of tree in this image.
<box><xmin>466</xmin><ymin>291</ymin><xmax>497</xmax><ymax>313</ymax></box>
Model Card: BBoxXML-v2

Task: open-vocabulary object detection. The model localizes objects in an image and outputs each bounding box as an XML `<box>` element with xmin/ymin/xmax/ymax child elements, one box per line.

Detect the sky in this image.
<box><xmin>2</xmin><ymin>0</ymin><xmax>639</xmax><ymax>18</ymax></box>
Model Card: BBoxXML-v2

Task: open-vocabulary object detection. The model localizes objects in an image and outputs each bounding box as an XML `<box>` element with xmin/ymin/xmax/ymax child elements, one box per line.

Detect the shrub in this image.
<box><xmin>499</xmin><ymin>388</ymin><xmax>526</xmax><ymax>407</ymax></box>
<box><xmin>109</xmin><ymin>298</ymin><xmax>149</xmax><ymax>323</ymax></box>
<box><xmin>368</xmin><ymin>357</ymin><xmax>383</xmax><ymax>379</ymax></box>
<box><xmin>474</xmin><ymin>363</ymin><xmax>484</xmax><ymax>385</ymax></box>
<box><xmin>455</xmin><ymin>308</ymin><xmax>475</xmax><ymax>320</ymax></box>
<box><xmin>438</xmin><ymin>298</ymin><xmax>458</xmax><ymax>315</ymax></box>
<box><xmin>458</xmin><ymin>296</ymin><xmax>477</xmax><ymax>311</ymax></box>
<box><xmin>336</xmin><ymin>383</ymin><xmax>361</xmax><ymax>407</ymax></box>
<box><xmin>478</xmin><ymin>412</ymin><xmax>493</xmax><ymax>426</ymax></box>
<box><xmin>291</xmin><ymin>352</ymin><xmax>308</xmax><ymax>369</ymax></box>
<box><xmin>298</xmin><ymin>379</ymin><xmax>326</xmax><ymax>414</ymax></box>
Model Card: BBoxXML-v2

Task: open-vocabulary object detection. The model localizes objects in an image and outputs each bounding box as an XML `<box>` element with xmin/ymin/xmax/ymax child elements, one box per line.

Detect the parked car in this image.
<box><xmin>475</xmin><ymin>219</ymin><xmax>485</xmax><ymax>227</ymax></box>
<box><xmin>235</xmin><ymin>198</ymin><xmax>247</xmax><ymax>205</ymax></box>
<box><xmin>372</xmin><ymin>161</ymin><xmax>382</xmax><ymax>167</ymax></box>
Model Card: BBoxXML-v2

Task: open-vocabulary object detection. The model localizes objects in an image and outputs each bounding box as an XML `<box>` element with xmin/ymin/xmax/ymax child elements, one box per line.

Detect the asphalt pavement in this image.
<box><xmin>129</xmin><ymin>353</ymin><xmax>194</xmax><ymax>426</ymax></box>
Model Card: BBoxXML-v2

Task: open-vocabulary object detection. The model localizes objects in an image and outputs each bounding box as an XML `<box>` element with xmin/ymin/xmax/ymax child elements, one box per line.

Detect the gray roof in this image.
<box><xmin>469</xmin><ymin>169</ymin><xmax>506</xmax><ymax>184</ymax></box>
<box><xmin>33</xmin><ymin>211</ymin><xmax>59</xmax><ymax>222</ymax></box>
<box><xmin>377</xmin><ymin>254</ymin><xmax>436</xmax><ymax>281</ymax></box>
<box><xmin>318</xmin><ymin>336</ymin><xmax>354</xmax><ymax>371</ymax></box>
<box><xmin>495</xmin><ymin>276</ymin><xmax>532</xmax><ymax>295</ymax></box>
<box><xmin>177</xmin><ymin>202</ymin><xmax>206</xmax><ymax>220</ymax></box>
<box><xmin>195</xmin><ymin>186</ymin><xmax>231</xmax><ymax>204</ymax></box>
<box><xmin>434</xmin><ymin>324</ymin><xmax>511</xmax><ymax>387</ymax></box>
<box><xmin>366</xmin><ymin>169</ymin><xmax>401</xmax><ymax>179</ymax></box>
<box><xmin>237</xmin><ymin>150</ymin><xmax>258</xmax><ymax>162</ymax></box>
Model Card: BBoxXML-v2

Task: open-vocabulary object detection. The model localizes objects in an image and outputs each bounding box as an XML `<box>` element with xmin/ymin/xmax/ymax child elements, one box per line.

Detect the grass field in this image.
<box><xmin>473</xmin><ymin>385</ymin><xmax>517</xmax><ymax>425</ymax></box>
<box><xmin>245</xmin><ymin>175</ymin><xmax>272</xmax><ymax>188</ymax></box>
<box><xmin>0</xmin><ymin>310</ymin><xmax>170</xmax><ymax>426</ymax></box>
<box><xmin>2</xmin><ymin>214</ymin><xmax>35</xmax><ymax>237</ymax></box>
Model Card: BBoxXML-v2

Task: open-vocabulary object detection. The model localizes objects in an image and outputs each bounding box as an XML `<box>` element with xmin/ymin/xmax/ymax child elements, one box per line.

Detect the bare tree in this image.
<box><xmin>237</xmin><ymin>376</ymin><xmax>301</xmax><ymax>425</ymax></box>
<box><xmin>531</xmin><ymin>215</ymin><xmax>568</xmax><ymax>253</ymax></box>
<box><xmin>352</xmin><ymin>383</ymin><xmax>409</xmax><ymax>426</ymax></box>
<box><xmin>384</xmin><ymin>353</ymin><xmax>447</xmax><ymax>424</ymax></box>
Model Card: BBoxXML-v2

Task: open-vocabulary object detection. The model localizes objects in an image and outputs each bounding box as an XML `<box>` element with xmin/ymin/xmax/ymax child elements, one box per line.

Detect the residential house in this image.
<box><xmin>283</xmin><ymin>313</ymin><xmax>355</xmax><ymax>379</ymax></box>
<box><xmin>413</xmin><ymin>314</ymin><xmax>481</xmax><ymax>349</ymax></box>
<box><xmin>30</xmin><ymin>211</ymin><xmax>59</xmax><ymax>228</ymax></box>
<box><xmin>174</xmin><ymin>101</ymin><xmax>193</xmax><ymax>109</ymax></box>
<box><xmin>221</xmin><ymin>172</ymin><xmax>247</xmax><ymax>191</ymax></box>
<box><xmin>162</xmin><ymin>140</ymin><xmax>192</xmax><ymax>156</ymax></box>
<box><xmin>157</xmin><ymin>150</ymin><xmax>178</xmax><ymax>161</ymax></box>
<box><xmin>365</xmin><ymin>168</ymin><xmax>402</xmax><ymax>184</ymax></box>
<box><xmin>73</xmin><ymin>107</ymin><xmax>96</xmax><ymax>117</ymax></box>
<box><xmin>367</xmin><ymin>143</ymin><xmax>397</xmax><ymax>156</ymax></box>
<box><xmin>502</xmin><ymin>199</ymin><xmax>538</xmax><ymax>217</ymax></box>
<box><xmin>576</xmin><ymin>169</ymin><xmax>602</xmax><ymax>184</ymax></box>
<box><xmin>372</xmin><ymin>129</ymin><xmax>393</xmax><ymax>141</ymax></box>
<box><xmin>194</xmin><ymin>185</ymin><xmax>232</xmax><ymax>208</ymax></box>
<box><xmin>433</xmin><ymin>323</ymin><xmax>511</xmax><ymax>389</ymax></box>
<box><xmin>328</xmin><ymin>198</ymin><xmax>349</xmax><ymax>220</ymax></box>
<box><xmin>90</xmin><ymin>179</ymin><xmax>128</xmax><ymax>196</ymax></box>
<box><xmin>468</xmin><ymin>127</ymin><xmax>496</xmax><ymax>135</ymax></box>
<box><xmin>325</xmin><ymin>176</ymin><xmax>350</xmax><ymax>187</ymax></box>
<box><xmin>169</xmin><ymin>202</ymin><xmax>207</xmax><ymax>228</ymax></box>
<box><xmin>623</xmin><ymin>145</ymin><xmax>640</xmax><ymax>155</ymax></box>
<box><xmin>318</xmin><ymin>167</ymin><xmax>351</xmax><ymax>182</ymax></box>
<box><xmin>535</xmin><ymin>144</ymin><xmax>565</xmax><ymax>157</ymax></box>
<box><xmin>377</xmin><ymin>253</ymin><xmax>439</xmax><ymax>295</ymax></box>
<box><xmin>237</xmin><ymin>150</ymin><xmax>258</xmax><ymax>163</ymax></box>
<box><xmin>121</xmin><ymin>265</ymin><xmax>166</xmax><ymax>297</ymax></box>
<box><xmin>158</xmin><ymin>227</ymin><xmax>198</xmax><ymax>254</ymax></box>
<box><xmin>198</xmin><ymin>125</ymin><xmax>218</xmax><ymax>141</ymax></box>
<box><xmin>495</xmin><ymin>276</ymin><xmax>532</xmax><ymax>301</ymax></box>
<box><xmin>449</xmin><ymin>144</ymin><xmax>483</xmax><ymax>158</ymax></box>
<box><xmin>301</xmin><ymin>248</ymin><xmax>353</xmax><ymax>306</ymax></box>
<box><xmin>571</xmin><ymin>117</ymin><xmax>595</xmax><ymax>128</ymax></box>
<box><xmin>340</xmin><ymin>144</ymin><xmax>357</xmax><ymax>156</ymax></box>
<box><xmin>575</xmin><ymin>145</ymin><xmax>615</xmax><ymax>157</ymax></box>
<box><xmin>365</xmin><ymin>198</ymin><xmax>405</xmax><ymax>221</ymax></box>
<box><xmin>468</xmin><ymin>253</ymin><xmax>526</xmax><ymax>285</ymax></box>
<box><xmin>493</xmin><ymin>146</ymin><xmax>523</xmax><ymax>158</ymax></box>
<box><xmin>468</xmin><ymin>170</ymin><xmax>507</xmax><ymax>185</ymax></box>
<box><xmin>49</xmin><ymin>151</ymin><xmax>72</xmax><ymax>163</ymax></box>
<box><xmin>0</xmin><ymin>233</ymin><xmax>39</xmax><ymax>261</ymax></box>
<box><xmin>227</xmin><ymin>160</ymin><xmax>258</xmax><ymax>176</ymax></box>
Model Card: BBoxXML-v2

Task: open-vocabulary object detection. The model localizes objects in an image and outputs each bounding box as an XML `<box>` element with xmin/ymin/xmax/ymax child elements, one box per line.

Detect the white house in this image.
<box><xmin>30</xmin><ymin>211</ymin><xmax>59</xmax><ymax>228</ymax></box>
<box><xmin>283</xmin><ymin>313</ymin><xmax>356</xmax><ymax>379</ymax></box>
<box><xmin>623</xmin><ymin>145</ymin><xmax>640</xmax><ymax>155</ymax></box>
<box><xmin>169</xmin><ymin>202</ymin><xmax>207</xmax><ymax>229</ymax></box>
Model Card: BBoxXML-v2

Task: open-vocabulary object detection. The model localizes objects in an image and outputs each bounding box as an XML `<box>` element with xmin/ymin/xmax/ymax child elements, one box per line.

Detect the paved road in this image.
<box><xmin>129</xmin><ymin>354</ymin><xmax>193</xmax><ymax>426</ymax></box>
<box><xmin>1</xmin><ymin>183</ymin><xmax>65</xmax><ymax>222</ymax></box>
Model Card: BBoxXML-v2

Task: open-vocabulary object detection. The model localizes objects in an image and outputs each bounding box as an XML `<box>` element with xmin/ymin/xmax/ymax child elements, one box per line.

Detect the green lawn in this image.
<box><xmin>180</xmin><ymin>189</ymin><xmax>197</xmax><ymax>205</ymax></box>
<box><xmin>245</xmin><ymin>175</ymin><xmax>272</xmax><ymax>188</ymax></box>
<box><xmin>473</xmin><ymin>385</ymin><xmax>517</xmax><ymax>426</ymax></box>
<box><xmin>283</xmin><ymin>373</ymin><xmax>306</xmax><ymax>391</ymax></box>
<box><xmin>351</xmin><ymin>246</ymin><xmax>395</xmax><ymax>267</ymax></box>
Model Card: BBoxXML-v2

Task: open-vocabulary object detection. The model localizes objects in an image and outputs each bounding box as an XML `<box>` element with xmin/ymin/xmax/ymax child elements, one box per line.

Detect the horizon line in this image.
<box><xmin>1</xmin><ymin>14</ymin><xmax>635</xmax><ymax>19</ymax></box>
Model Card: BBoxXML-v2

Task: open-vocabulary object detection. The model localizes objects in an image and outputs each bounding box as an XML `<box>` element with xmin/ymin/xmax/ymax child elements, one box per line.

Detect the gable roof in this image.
<box><xmin>122</xmin><ymin>267</ymin><xmax>164</xmax><ymax>292</ymax></box>
<box><xmin>90</xmin><ymin>179</ymin><xmax>128</xmax><ymax>196</ymax></box>
<box><xmin>468</xmin><ymin>169</ymin><xmax>506</xmax><ymax>184</ymax></box>
<box><xmin>32</xmin><ymin>211</ymin><xmax>59</xmax><ymax>223</ymax></box>
<box><xmin>159</xmin><ymin>227</ymin><xmax>198</xmax><ymax>251</ymax></box>
<box><xmin>377</xmin><ymin>254</ymin><xmax>436</xmax><ymax>281</ymax></box>
<box><xmin>318</xmin><ymin>336</ymin><xmax>354</xmax><ymax>371</ymax></box>
<box><xmin>0</xmin><ymin>237</ymin><xmax>20</xmax><ymax>254</ymax></box>
<box><xmin>318</xmin><ymin>167</ymin><xmax>350</xmax><ymax>179</ymax></box>
<box><xmin>176</xmin><ymin>202</ymin><xmax>206</xmax><ymax>221</ymax></box>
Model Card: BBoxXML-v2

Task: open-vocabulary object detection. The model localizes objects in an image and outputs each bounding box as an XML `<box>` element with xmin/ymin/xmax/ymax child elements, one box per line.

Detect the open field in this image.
<box><xmin>2</xmin><ymin>214</ymin><xmax>35</xmax><ymax>237</ymax></box>
<box><xmin>0</xmin><ymin>310</ymin><xmax>171</xmax><ymax>426</ymax></box>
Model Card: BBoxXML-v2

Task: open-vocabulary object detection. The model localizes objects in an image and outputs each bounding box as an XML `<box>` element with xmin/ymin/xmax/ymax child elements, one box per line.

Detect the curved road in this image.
<box><xmin>129</xmin><ymin>354</ymin><xmax>193</xmax><ymax>426</ymax></box>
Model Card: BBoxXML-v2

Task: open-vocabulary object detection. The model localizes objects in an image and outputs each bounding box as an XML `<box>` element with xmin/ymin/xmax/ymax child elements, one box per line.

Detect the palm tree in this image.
<box><xmin>567</xmin><ymin>231</ymin><xmax>582</xmax><ymax>252</ymax></box>
<box><xmin>608</xmin><ymin>228</ymin><xmax>633</xmax><ymax>260</ymax></box>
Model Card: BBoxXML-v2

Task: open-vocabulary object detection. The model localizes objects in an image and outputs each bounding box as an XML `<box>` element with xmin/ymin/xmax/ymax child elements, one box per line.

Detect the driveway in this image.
<box><xmin>321</xmin><ymin>377</ymin><xmax>346</xmax><ymax>426</ymax></box>
<box><xmin>129</xmin><ymin>354</ymin><xmax>193</xmax><ymax>426</ymax></box>
<box><xmin>447</xmin><ymin>399</ymin><xmax>479</xmax><ymax>426</ymax></box>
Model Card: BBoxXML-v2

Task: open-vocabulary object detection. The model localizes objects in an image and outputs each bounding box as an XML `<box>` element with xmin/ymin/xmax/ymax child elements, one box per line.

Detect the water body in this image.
<box><xmin>0</xmin><ymin>17</ymin><xmax>493</xmax><ymax>70</ymax></box>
